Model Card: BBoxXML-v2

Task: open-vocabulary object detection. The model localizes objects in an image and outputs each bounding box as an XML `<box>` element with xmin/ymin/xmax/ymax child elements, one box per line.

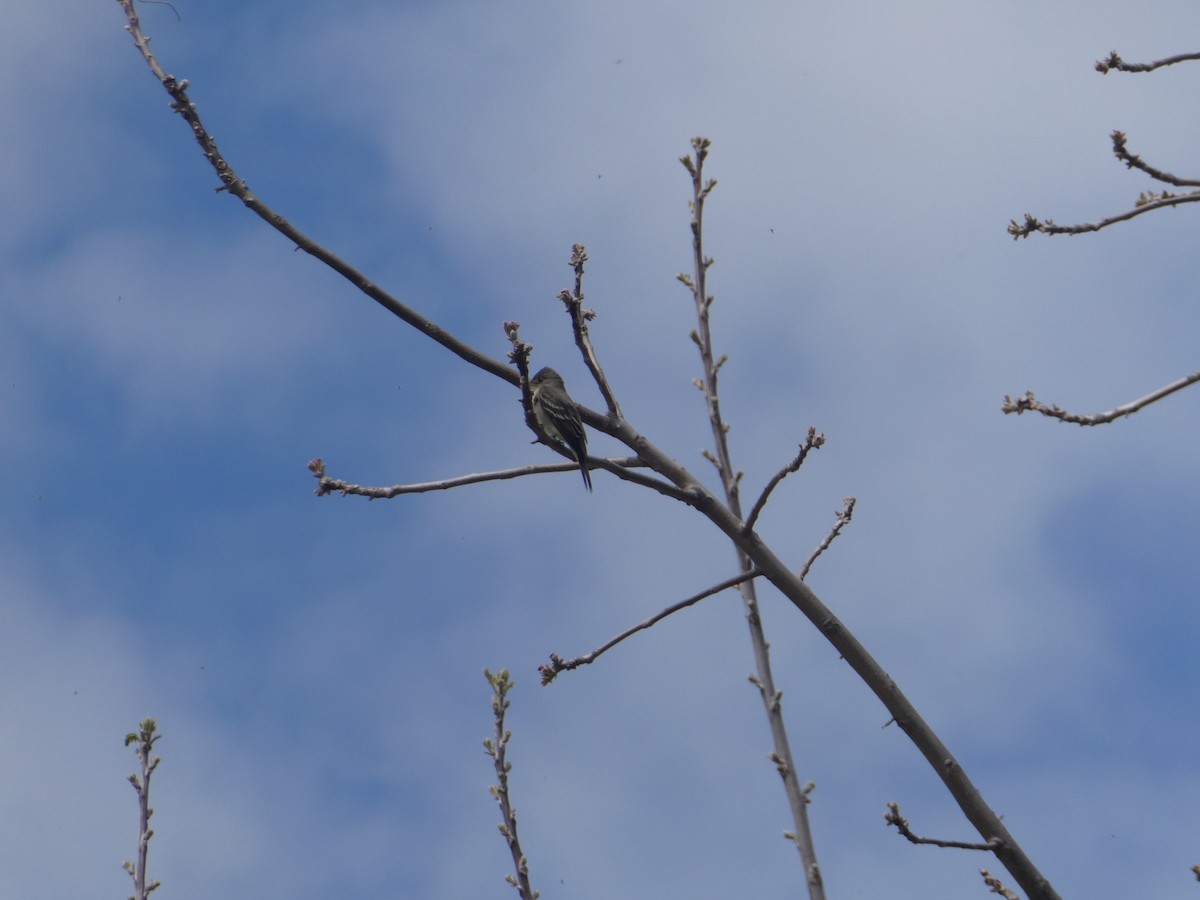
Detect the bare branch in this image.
<box><xmin>482</xmin><ymin>670</ymin><xmax>539</xmax><ymax>900</ymax></box>
<box><xmin>884</xmin><ymin>802</ymin><xmax>996</xmax><ymax>852</ymax></box>
<box><xmin>113</xmin><ymin>0</ymin><xmax>517</xmax><ymax>386</ymax></box>
<box><xmin>743</xmin><ymin>427</ymin><xmax>826</xmax><ymax>532</ymax></box>
<box><xmin>1008</xmin><ymin>189</ymin><xmax>1200</xmax><ymax>238</ymax></box>
<box><xmin>798</xmin><ymin>497</ymin><xmax>856</xmax><ymax>581</ymax></box>
<box><xmin>679</xmin><ymin>138</ymin><xmax>827</xmax><ymax>900</ymax></box>
<box><xmin>980</xmin><ymin>869</ymin><xmax>1022</xmax><ymax>900</ymax></box>
<box><xmin>559</xmin><ymin>244</ymin><xmax>623</xmax><ymax>418</ymax></box>
<box><xmin>1008</xmin><ymin>129</ymin><xmax>1200</xmax><ymax>240</ymax></box>
<box><xmin>122</xmin><ymin>718</ymin><xmax>163</xmax><ymax>900</ymax></box>
<box><xmin>1111</xmin><ymin>130</ymin><xmax>1200</xmax><ymax>188</ymax></box>
<box><xmin>307</xmin><ymin>456</ymin><xmax>681</xmax><ymax>500</ymax></box>
<box><xmin>1002</xmin><ymin>371</ymin><xmax>1200</xmax><ymax>425</ymax></box>
<box><xmin>1095</xmin><ymin>50</ymin><xmax>1200</xmax><ymax>74</ymax></box>
<box><xmin>115</xmin><ymin>23</ymin><xmax>1061</xmax><ymax>888</ymax></box>
<box><xmin>539</xmin><ymin>570</ymin><xmax>762</xmax><ymax>685</ymax></box>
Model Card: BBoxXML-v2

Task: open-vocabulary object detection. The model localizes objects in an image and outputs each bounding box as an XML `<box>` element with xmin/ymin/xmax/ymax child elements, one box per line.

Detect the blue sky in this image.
<box><xmin>4</xmin><ymin>1</ymin><xmax>1200</xmax><ymax>897</ymax></box>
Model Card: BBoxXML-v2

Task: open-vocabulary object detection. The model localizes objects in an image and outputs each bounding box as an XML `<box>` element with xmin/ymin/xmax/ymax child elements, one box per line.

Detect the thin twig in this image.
<box><xmin>884</xmin><ymin>802</ymin><xmax>996</xmax><ymax>851</ymax></box>
<box><xmin>679</xmin><ymin>138</ymin><xmax>826</xmax><ymax>900</ymax></box>
<box><xmin>1111</xmin><ymin>130</ymin><xmax>1200</xmax><ymax>188</ymax></box>
<box><xmin>505</xmin><ymin>320</ymin><xmax>570</xmax><ymax>461</ymax></box>
<box><xmin>1008</xmin><ymin>189</ymin><xmax>1200</xmax><ymax>237</ymax></box>
<box><xmin>980</xmin><ymin>869</ymin><xmax>1022</xmax><ymax>900</ymax></box>
<box><xmin>743</xmin><ymin>427</ymin><xmax>826</xmax><ymax>532</ymax></box>
<box><xmin>539</xmin><ymin>570</ymin><xmax>761</xmax><ymax>684</ymax></box>
<box><xmin>798</xmin><ymin>497</ymin><xmax>856</xmax><ymax>580</ymax></box>
<box><xmin>122</xmin><ymin>718</ymin><xmax>163</xmax><ymax>900</ymax></box>
<box><xmin>1095</xmin><ymin>50</ymin><xmax>1200</xmax><ymax>74</ymax></box>
<box><xmin>307</xmin><ymin>456</ymin><xmax>685</xmax><ymax>500</ymax></box>
<box><xmin>560</xmin><ymin>245</ymin><xmax>623</xmax><ymax>418</ymax></box>
<box><xmin>483</xmin><ymin>670</ymin><xmax>539</xmax><ymax>900</ymax></box>
<box><xmin>1002</xmin><ymin>370</ymin><xmax>1200</xmax><ymax>425</ymax></box>
<box><xmin>1009</xmin><ymin>129</ymin><xmax>1200</xmax><ymax>239</ymax></box>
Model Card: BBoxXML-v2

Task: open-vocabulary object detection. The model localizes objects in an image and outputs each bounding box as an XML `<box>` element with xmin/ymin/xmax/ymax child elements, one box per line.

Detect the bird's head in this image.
<box><xmin>531</xmin><ymin>367</ymin><xmax>564</xmax><ymax>389</ymax></box>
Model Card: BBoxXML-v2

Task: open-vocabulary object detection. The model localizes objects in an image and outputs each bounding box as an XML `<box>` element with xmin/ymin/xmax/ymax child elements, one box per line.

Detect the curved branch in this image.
<box><xmin>1002</xmin><ymin>370</ymin><xmax>1200</xmax><ymax>425</ymax></box>
<box><xmin>1009</xmin><ymin>128</ymin><xmax>1200</xmax><ymax>239</ymax></box>
<box><xmin>1111</xmin><ymin>130</ymin><xmax>1200</xmax><ymax>188</ymax></box>
<box><xmin>114</xmin><ymin>0</ymin><xmax>516</xmax><ymax>387</ymax></box>
<box><xmin>1008</xmin><ymin>190</ymin><xmax>1200</xmax><ymax>237</ymax></box>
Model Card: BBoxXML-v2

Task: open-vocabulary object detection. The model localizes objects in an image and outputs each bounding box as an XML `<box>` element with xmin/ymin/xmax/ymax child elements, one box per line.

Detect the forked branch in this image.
<box><xmin>115</xmin><ymin>8</ymin><xmax>1061</xmax><ymax>896</ymax></box>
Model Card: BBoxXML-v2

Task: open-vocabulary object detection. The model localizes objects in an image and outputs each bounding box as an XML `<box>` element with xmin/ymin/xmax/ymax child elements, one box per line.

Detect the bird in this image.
<box><xmin>530</xmin><ymin>367</ymin><xmax>592</xmax><ymax>491</ymax></box>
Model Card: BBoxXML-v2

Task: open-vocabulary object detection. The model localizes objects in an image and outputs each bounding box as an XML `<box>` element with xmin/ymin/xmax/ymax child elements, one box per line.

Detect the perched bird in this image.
<box><xmin>530</xmin><ymin>367</ymin><xmax>592</xmax><ymax>491</ymax></box>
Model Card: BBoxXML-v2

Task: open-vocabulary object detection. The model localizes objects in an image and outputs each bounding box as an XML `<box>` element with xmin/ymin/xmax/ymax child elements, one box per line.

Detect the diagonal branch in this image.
<box><xmin>1111</xmin><ymin>130</ymin><xmax>1200</xmax><ymax>188</ymax></box>
<box><xmin>743</xmin><ymin>427</ymin><xmax>826</xmax><ymax>533</ymax></box>
<box><xmin>539</xmin><ymin>569</ymin><xmax>761</xmax><ymax>684</ymax></box>
<box><xmin>1008</xmin><ymin>189</ymin><xmax>1200</xmax><ymax>238</ymax></box>
<box><xmin>114</xmin><ymin>14</ymin><xmax>1061</xmax><ymax>896</ymax></box>
<box><xmin>980</xmin><ymin>869</ymin><xmax>1022</xmax><ymax>900</ymax></box>
<box><xmin>113</xmin><ymin>0</ymin><xmax>516</xmax><ymax>387</ymax></box>
<box><xmin>798</xmin><ymin>497</ymin><xmax>855</xmax><ymax>581</ymax></box>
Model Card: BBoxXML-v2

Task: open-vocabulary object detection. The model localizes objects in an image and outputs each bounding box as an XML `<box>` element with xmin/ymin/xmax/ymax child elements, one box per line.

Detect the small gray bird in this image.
<box><xmin>530</xmin><ymin>367</ymin><xmax>592</xmax><ymax>491</ymax></box>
